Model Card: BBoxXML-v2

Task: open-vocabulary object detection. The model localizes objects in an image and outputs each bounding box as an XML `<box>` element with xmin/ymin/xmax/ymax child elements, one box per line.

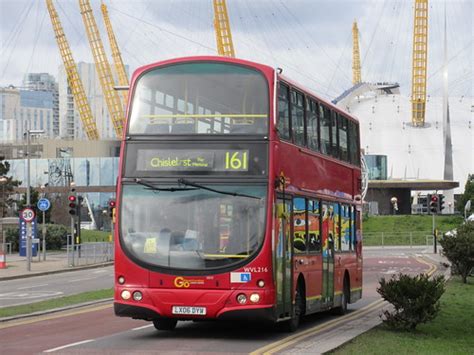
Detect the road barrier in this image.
<box><xmin>67</xmin><ymin>242</ymin><xmax>114</xmax><ymax>267</ymax></box>
<box><xmin>363</xmin><ymin>231</ymin><xmax>439</xmax><ymax>247</ymax></box>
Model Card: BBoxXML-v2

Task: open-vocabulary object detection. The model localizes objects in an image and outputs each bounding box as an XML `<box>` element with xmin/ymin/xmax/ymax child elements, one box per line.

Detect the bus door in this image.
<box><xmin>321</xmin><ymin>202</ymin><xmax>334</xmax><ymax>307</ymax></box>
<box><xmin>274</xmin><ymin>198</ymin><xmax>293</xmax><ymax>319</ymax></box>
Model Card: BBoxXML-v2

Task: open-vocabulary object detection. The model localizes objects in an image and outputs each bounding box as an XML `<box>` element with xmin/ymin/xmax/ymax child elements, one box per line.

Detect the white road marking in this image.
<box><xmin>92</xmin><ymin>270</ymin><xmax>108</xmax><ymax>274</ymax></box>
<box><xmin>67</xmin><ymin>277</ymin><xmax>95</xmax><ymax>282</ymax></box>
<box><xmin>17</xmin><ymin>284</ymin><xmax>49</xmax><ymax>290</ymax></box>
<box><xmin>44</xmin><ymin>339</ymin><xmax>94</xmax><ymax>353</ymax></box>
<box><xmin>132</xmin><ymin>324</ymin><xmax>154</xmax><ymax>331</ymax></box>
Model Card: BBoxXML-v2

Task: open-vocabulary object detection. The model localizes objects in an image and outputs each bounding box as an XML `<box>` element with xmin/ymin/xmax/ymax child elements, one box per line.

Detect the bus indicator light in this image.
<box><xmin>236</xmin><ymin>294</ymin><xmax>247</xmax><ymax>304</ymax></box>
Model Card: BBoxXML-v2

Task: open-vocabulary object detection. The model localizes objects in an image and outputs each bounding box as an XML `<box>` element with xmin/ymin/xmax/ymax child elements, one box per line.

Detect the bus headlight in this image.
<box><xmin>133</xmin><ymin>291</ymin><xmax>143</xmax><ymax>301</ymax></box>
<box><xmin>121</xmin><ymin>290</ymin><xmax>131</xmax><ymax>300</ymax></box>
<box><xmin>250</xmin><ymin>293</ymin><xmax>260</xmax><ymax>303</ymax></box>
<box><xmin>118</xmin><ymin>276</ymin><xmax>125</xmax><ymax>285</ymax></box>
<box><xmin>236</xmin><ymin>294</ymin><xmax>247</xmax><ymax>304</ymax></box>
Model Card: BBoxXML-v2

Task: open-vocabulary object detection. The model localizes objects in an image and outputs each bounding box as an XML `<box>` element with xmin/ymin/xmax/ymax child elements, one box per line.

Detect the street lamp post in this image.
<box><xmin>0</xmin><ymin>176</ymin><xmax>7</xmax><ymax>258</ymax></box>
<box><xmin>0</xmin><ymin>176</ymin><xmax>7</xmax><ymax>218</ymax></box>
<box><xmin>25</xmin><ymin>126</ymin><xmax>44</xmax><ymax>271</ymax></box>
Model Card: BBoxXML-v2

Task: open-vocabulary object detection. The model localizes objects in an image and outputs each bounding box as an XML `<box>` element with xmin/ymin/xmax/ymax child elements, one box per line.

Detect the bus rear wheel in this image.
<box><xmin>334</xmin><ymin>279</ymin><xmax>349</xmax><ymax>315</ymax></box>
<box><xmin>153</xmin><ymin>318</ymin><xmax>178</xmax><ymax>331</ymax></box>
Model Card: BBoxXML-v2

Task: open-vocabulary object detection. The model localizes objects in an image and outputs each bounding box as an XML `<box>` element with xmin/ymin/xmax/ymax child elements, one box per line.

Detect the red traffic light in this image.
<box><xmin>109</xmin><ymin>200</ymin><xmax>116</xmax><ymax>208</ymax></box>
<box><xmin>430</xmin><ymin>195</ymin><xmax>438</xmax><ymax>203</ymax></box>
<box><xmin>68</xmin><ymin>195</ymin><xmax>77</xmax><ymax>202</ymax></box>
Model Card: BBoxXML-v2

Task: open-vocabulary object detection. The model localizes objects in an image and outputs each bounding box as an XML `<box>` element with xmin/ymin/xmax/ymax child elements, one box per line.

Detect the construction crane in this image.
<box><xmin>352</xmin><ymin>20</ymin><xmax>362</xmax><ymax>85</ymax></box>
<box><xmin>101</xmin><ymin>2</ymin><xmax>129</xmax><ymax>106</ymax></box>
<box><xmin>213</xmin><ymin>0</ymin><xmax>235</xmax><ymax>57</ymax></box>
<box><xmin>79</xmin><ymin>0</ymin><xmax>124</xmax><ymax>138</ymax></box>
<box><xmin>411</xmin><ymin>0</ymin><xmax>429</xmax><ymax>127</ymax></box>
<box><xmin>45</xmin><ymin>0</ymin><xmax>100</xmax><ymax>140</ymax></box>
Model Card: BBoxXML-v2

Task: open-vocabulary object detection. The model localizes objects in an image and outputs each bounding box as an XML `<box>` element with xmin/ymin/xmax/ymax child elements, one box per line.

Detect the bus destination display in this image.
<box><xmin>136</xmin><ymin>149</ymin><xmax>249</xmax><ymax>172</ymax></box>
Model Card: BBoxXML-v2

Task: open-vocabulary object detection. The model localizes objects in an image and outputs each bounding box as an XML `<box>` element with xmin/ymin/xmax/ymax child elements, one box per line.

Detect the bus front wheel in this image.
<box><xmin>153</xmin><ymin>318</ymin><xmax>178</xmax><ymax>331</ymax></box>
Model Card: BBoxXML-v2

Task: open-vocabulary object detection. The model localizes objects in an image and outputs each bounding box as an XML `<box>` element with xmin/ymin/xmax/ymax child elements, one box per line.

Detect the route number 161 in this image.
<box><xmin>225</xmin><ymin>151</ymin><xmax>249</xmax><ymax>171</ymax></box>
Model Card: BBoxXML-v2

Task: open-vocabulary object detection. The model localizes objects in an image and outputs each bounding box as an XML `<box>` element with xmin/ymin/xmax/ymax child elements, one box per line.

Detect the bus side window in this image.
<box><xmin>331</xmin><ymin>111</ymin><xmax>339</xmax><ymax>160</ymax></box>
<box><xmin>293</xmin><ymin>197</ymin><xmax>307</xmax><ymax>253</ymax></box>
<box><xmin>291</xmin><ymin>90</ymin><xmax>305</xmax><ymax>146</ymax></box>
<box><xmin>349</xmin><ymin>121</ymin><xmax>360</xmax><ymax>166</ymax></box>
<box><xmin>320</xmin><ymin>104</ymin><xmax>331</xmax><ymax>155</ymax></box>
<box><xmin>338</xmin><ymin>115</ymin><xmax>349</xmax><ymax>162</ymax></box>
<box><xmin>307</xmin><ymin>200</ymin><xmax>321</xmax><ymax>252</ymax></box>
<box><xmin>307</xmin><ymin>99</ymin><xmax>320</xmax><ymax>152</ymax></box>
<box><xmin>277</xmin><ymin>83</ymin><xmax>291</xmax><ymax>140</ymax></box>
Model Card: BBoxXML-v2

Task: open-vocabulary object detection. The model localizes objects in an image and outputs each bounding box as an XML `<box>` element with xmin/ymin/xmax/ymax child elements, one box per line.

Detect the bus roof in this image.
<box><xmin>130</xmin><ymin>56</ymin><xmax>359</xmax><ymax>124</ymax></box>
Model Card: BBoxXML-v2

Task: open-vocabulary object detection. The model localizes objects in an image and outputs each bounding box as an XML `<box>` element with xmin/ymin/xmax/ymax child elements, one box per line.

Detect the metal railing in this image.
<box><xmin>1</xmin><ymin>242</ymin><xmax>12</xmax><ymax>254</ymax></box>
<box><xmin>67</xmin><ymin>242</ymin><xmax>114</xmax><ymax>267</ymax></box>
<box><xmin>363</xmin><ymin>231</ymin><xmax>436</xmax><ymax>247</ymax></box>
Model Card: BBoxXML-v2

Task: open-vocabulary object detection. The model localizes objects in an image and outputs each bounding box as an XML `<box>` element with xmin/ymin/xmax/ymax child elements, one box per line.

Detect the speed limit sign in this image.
<box><xmin>21</xmin><ymin>208</ymin><xmax>36</xmax><ymax>222</ymax></box>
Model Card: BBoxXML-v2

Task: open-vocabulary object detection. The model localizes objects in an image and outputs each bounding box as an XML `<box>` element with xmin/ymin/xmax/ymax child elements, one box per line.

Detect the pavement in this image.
<box><xmin>0</xmin><ymin>251</ymin><xmax>113</xmax><ymax>281</ymax></box>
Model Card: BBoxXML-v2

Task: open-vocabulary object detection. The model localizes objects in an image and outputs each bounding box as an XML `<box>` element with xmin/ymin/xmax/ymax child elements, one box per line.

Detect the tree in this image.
<box><xmin>439</xmin><ymin>221</ymin><xmax>474</xmax><ymax>284</ymax></box>
<box><xmin>0</xmin><ymin>157</ymin><xmax>21</xmax><ymax>217</ymax></box>
<box><xmin>456</xmin><ymin>174</ymin><xmax>474</xmax><ymax>214</ymax></box>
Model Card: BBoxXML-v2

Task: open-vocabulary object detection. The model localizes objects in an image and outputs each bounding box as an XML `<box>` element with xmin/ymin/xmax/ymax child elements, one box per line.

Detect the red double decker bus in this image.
<box><xmin>114</xmin><ymin>56</ymin><xmax>362</xmax><ymax>331</ymax></box>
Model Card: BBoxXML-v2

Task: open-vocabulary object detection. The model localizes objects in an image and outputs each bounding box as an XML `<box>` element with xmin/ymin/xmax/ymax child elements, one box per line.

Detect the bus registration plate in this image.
<box><xmin>172</xmin><ymin>306</ymin><xmax>206</xmax><ymax>315</ymax></box>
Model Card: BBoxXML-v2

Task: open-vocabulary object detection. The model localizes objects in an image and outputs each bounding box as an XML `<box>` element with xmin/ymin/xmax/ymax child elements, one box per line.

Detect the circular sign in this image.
<box><xmin>21</xmin><ymin>208</ymin><xmax>36</xmax><ymax>222</ymax></box>
<box><xmin>37</xmin><ymin>198</ymin><xmax>51</xmax><ymax>212</ymax></box>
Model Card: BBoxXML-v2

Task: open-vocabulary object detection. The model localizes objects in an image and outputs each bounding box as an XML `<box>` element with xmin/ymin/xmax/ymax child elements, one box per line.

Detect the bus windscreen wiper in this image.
<box><xmin>134</xmin><ymin>178</ymin><xmax>197</xmax><ymax>192</ymax></box>
<box><xmin>177</xmin><ymin>178</ymin><xmax>262</xmax><ymax>200</ymax></box>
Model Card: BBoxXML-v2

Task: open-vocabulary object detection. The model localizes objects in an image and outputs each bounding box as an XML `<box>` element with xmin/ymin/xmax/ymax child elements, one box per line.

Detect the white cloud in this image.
<box><xmin>0</xmin><ymin>0</ymin><xmax>472</xmax><ymax>99</ymax></box>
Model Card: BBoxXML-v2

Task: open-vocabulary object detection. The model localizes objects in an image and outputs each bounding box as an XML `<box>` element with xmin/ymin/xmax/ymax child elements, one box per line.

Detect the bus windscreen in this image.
<box><xmin>128</xmin><ymin>62</ymin><xmax>269</xmax><ymax>135</ymax></box>
<box><xmin>120</xmin><ymin>184</ymin><xmax>267</xmax><ymax>270</ymax></box>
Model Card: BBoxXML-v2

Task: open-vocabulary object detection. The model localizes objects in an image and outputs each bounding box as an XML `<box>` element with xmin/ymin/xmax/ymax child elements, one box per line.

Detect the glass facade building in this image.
<box><xmin>365</xmin><ymin>155</ymin><xmax>388</xmax><ymax>180</ymax></box>
<box><xmin>7</xmin><ymin>157</ymin><xmax>119</xmax><ymax>209</ymax></box>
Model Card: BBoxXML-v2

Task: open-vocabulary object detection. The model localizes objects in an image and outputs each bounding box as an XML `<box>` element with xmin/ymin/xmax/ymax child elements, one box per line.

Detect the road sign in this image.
<box><xmin>21</xmin><ymin>208</ymin><xmax>36</xmax><ymax>222</ymax></box>
<box><xmin>37</xmin><ymin>198</ymin><xmax>51</xmax><ymax>212</ymax></box>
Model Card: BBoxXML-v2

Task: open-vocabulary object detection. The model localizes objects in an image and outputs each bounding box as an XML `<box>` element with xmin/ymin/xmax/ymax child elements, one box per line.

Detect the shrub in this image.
<box><xmin>45</xmin><ymin>224</ymin><xmax>68</xmax><ymax>250</ymax></box>
<box><xmin>439</xmin><ymin>221</ymin><xmax>474</xmax><ymax>284</ymax></box>
<box><xmin>4</xmin><ymin>224</ymin><xmax>68</xmax><ymax>252</ymax></box>
<box><xmin>5</xmin><ymin>227</ymin><xmax>19</xmax><ymax>252</ymax></box>
<box><xmin>377</xmin><ymin>273</ymin><xmax>445</xmax><ymax>330</ymax></box>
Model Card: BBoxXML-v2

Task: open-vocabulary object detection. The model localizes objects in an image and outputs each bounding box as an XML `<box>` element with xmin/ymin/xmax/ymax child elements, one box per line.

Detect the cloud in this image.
<box><xmin>1</xmin><ymin>0</ymin><xmax>472</xmax><ymax>99</ymax></box>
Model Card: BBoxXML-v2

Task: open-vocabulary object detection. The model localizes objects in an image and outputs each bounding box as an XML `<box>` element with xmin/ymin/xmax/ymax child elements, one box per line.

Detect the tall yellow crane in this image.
<box><xmin>45</xmin><ymin>0</ymin><xmax>99</xmax><ymax>140</ymax></box>
<box><xmin>101</xmin><ymin>2</ymin><xmax>129</xmax><ymax>106</ymax></box>
<box><xmin>352</xmin><ymin>20</ymin><xmax>362</xmax><ymax>85</ymax></box>
<box><xmin>411</xmin><ymin>0</ymin><xmax>429</xmax><ymax>127</ymax></box>
<box><xmin>79</xmin><ymin>0</ymin><xmax>124</xmax><ymax>138</ymax></box>
<box><xmin>213</xmin><ymin>0</ymin><xmax>235</xmax><ymax>57</ymax></box>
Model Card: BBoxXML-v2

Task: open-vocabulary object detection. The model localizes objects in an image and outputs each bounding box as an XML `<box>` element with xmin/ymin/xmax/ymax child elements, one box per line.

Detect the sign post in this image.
<box><xmin>20</xmin><ymin>208</ymin><xmax>36</xmax><ymax>271</ymax></box>
<box><xmin>37</xmin><ymin>198</ymin><xmax>51</xmax><ymax>261</ymax></box>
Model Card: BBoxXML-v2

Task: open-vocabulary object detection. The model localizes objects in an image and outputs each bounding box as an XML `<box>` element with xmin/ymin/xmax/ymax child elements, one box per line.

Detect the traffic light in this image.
<box><xmin>439</xmin><ymin>194</ymin><xmax>445</xmax><ymax>213</ymax></box>
<box><xmin>68</xmin><ymin>189</ymin><xmax>77</xmax><ymax>216</ymax></box>
<box><xmin>429</xmin><ymin>194</ymin><xmax>439</xmax><ymax>214</ymax></box>
<box><xmin>108</xmin><ymin>199</ymin><xmax>116</xmax><ymax>218</ymax></box>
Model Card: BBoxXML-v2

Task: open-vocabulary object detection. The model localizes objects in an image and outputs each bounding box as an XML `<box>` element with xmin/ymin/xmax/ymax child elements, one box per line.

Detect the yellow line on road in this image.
<box><xmin>0</xmin><ymin>304</ymin><xmax>112</xmax><ymax>329</ymax></box>
<box><xmin>250</xmin><ymin>299</ymin><xmax>385</xmax><ymax>355</ymax></box>
<box><xmin>415</xmin><ymin>256</ymin><xmax>438</xmax><ymax>277</ymax></box>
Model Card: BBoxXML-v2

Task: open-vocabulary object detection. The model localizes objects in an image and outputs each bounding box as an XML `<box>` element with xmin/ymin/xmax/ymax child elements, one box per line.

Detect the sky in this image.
<box><xmin>0</xmin><ymin>0</ymin><xmax>472</xmax><ymax>101</ymax></box>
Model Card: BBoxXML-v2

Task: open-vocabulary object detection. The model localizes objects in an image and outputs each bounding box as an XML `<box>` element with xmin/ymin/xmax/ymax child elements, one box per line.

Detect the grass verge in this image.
<box><xmin>329</xmin><ymin>276</ymin><xmax>474</xmax><ymax>354</ymax></box>
<box><xmin>80</xmin><ymin>229</ymin><xmax>111</xmax><ymax>243</ymax></box>
<box><xmin>0</xmin><ymin>288</ymin><xmax>113</xmax><ymax>319</ymax></box>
